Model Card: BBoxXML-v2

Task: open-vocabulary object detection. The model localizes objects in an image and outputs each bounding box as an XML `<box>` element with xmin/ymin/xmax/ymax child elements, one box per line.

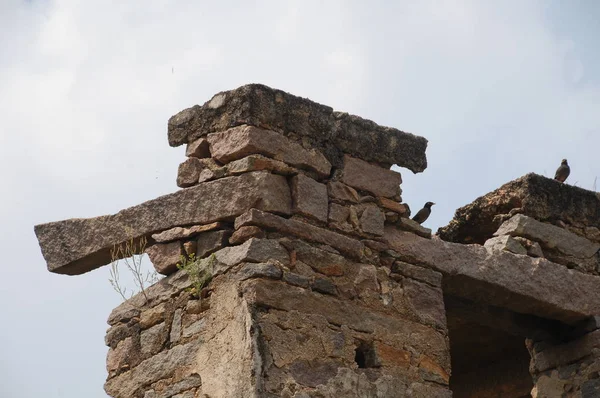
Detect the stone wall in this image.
<box><xmin>34</xmin><ymin>84</ymin><xmax>600</xmax><ymax>397</ymax></box>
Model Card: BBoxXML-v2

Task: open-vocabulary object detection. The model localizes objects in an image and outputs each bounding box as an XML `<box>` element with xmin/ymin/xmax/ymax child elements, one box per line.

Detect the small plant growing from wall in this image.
<box><xmin>108</xmin><ymin>235</ymin><xmax>161</xmax><ymax>305</ymax></box>
<box><xmin>176</xmin><ymin>253</ymin><xmax>216</xmax><ymax>298</ymax></box>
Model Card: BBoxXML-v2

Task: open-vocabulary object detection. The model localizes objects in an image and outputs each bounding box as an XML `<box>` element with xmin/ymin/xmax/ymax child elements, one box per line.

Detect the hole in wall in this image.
<box><xmin>354</xmin><ymin>341</ymin><xmax>380</xmax><ymax>368</ymax></box>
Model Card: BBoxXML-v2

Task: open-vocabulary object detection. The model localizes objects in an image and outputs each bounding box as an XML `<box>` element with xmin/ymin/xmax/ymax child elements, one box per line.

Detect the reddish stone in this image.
<box><xmin>291</xmin><ymin>174</ymin><xmax>328</xmax><ymax>223</ymax></box>
<box><xmin>176</xmin><ymin>158</ymin><xmax>203</xmax><ymax>188</ymax></box>
<box><xmin>146</xmin><ymin>241</ymin><xmax>183</xmax><ymax>275</ymax></box>
<box><xmin>185</xmin><ymin>137</ymin><xmax>210</xmax><ymax>158</ymax></box>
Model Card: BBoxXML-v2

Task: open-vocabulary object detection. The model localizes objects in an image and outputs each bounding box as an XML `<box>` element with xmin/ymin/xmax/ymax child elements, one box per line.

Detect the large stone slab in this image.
<box><xmin>385</xmin><ymin>226</ymin><xmax>600</xmax><ymax>324</ymax></box>
<box><xmin>341</xmin><ymin>155</ymin><xmax>401</xmax><ymax>198</ymax></box>
<box><xmin>167</xmin><ymin>84</ymin><xmax>428</xmax><ymax>173</ymax></box>
<box><xmin>234</xmin><ymin>209</ymin><xmax>364</xmax><ymax>260</ymax></box>
<box><xmin>494</xmin><ymin>214</ymin><xmax>600</xmax><ymax>259</ymax></box>
<box><xmin>207</xmin><ymin>125</ymin><xmax>331</xmax><ymax>178</ymax></box>
<box><xmin>438</xmin><ymin>173</ymin><xmax>600</xmax><ymax>244</ymax></box>
<box><xmin>34</xmin><ymin>172</ymin><xmax>291</xmax><ymax>275</ymax></box>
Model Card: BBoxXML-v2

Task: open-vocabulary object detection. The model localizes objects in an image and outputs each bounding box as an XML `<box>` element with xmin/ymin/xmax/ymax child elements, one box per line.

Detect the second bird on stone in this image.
<box><xmin>412</xmin><ymin>202</ymin><xmax>435</xmax><ymax>224</ymax></box>
<box><xmin>554</xmin><ymin>159</ymin><xmax>570</xmax><ymax>183</ymax></box>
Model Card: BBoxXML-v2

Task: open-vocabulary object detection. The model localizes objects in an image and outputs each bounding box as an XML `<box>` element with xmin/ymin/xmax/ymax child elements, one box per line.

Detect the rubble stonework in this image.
<box><xmin>33</xmin><ymin>84</ymin><xmax>600</xmax><ymax>397</ymax></box>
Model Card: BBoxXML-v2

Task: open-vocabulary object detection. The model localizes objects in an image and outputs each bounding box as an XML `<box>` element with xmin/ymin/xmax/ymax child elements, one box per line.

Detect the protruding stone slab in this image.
<box><xmin>167</xmin><ymin>84</ymin><xmax>428</xmax><ymax>173</ymax></box>
<box><xmin>484</xmin><ymin>235</ymin><xmax>527</xmax><ymax>256</ymax></box>
<box><xmin>385</xmin><ymin>226</ymin><xmax>600</xmax><ymax>324</ymax></box>
<box><xmin>494</xmin><ymin>214</ymin><xmax>600</xmax><ymax>259</ymax></box>
<box><xmin>291</xmin><ymin>174</ymin><xmax>328</xmax><ymax>223</ymax></box>
<box><xmin>152</xmin><ymin>222</ymin><xmax>225</xmax><ymax>243</ymax></box>
<box><xmin>185</xmin><ymin>137</ymin><xmax>210</xmax><ymax>158</ymax></box>
<box><xmin>341</xmin><ymin>155</ymin><xmax>402</xmax><ymax>198</ymax></box>
<box><xmin>176</xmin><ymin>158</ymin><xmax>203</xmax><ymax>188</ymax></box>
<box><xmin>397</xmin><ymin>218</ymin><xmax>432</xmax><ymax>239</ymax></box>
<box><xmin>34</xmin><ymin>172</ymin><xmax>291</xmax><ymax>275</ymax></box>
<box><xmin>234</xmin><ymin>209</ymin><xmax>364</xmax><ymax>260</ymax></box>
<box><xmin>146</xmin><ymin>242</ymin><xmax>183</xmax><ymax>275</ymax></box>
<box><xmin>214</xmin><ymin>238</ymin><xmax>289</xmax><ymax>267</ymax></box>
<box><xmin>438</xmin><ymin>173</ymin><xmax>600</xmax><ymax>244</ymax></box>
<box><xmin>207</xmin><ymin>125</ymin><xmax>331</xmax><ymax>178</ymax></box>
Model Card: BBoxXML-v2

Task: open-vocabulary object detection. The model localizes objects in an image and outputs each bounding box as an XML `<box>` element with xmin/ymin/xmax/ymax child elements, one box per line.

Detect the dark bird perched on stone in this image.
<box><xmin>554</xmin><ymin>159</ymin><xmax>570</xmax><ymax>183</ymax></box>
<box><xmin>412</xmin><ymin>202</ymin><xmax>435</xmax><ymax>224</ymax></box>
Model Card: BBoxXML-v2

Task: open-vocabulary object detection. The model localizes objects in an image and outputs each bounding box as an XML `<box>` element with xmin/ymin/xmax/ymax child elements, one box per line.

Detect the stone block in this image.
<box><xmin>397</xmin><ymin>217</ymin><xmax>432</xmax><ymax>239</ymax></box>
<box><xmin>311</xmin><ymin>277</ymin><xmax>337</xmax><ymax>295</ymax></box>
<box><xmin>140</xmin><ymin>323</ymin><xmax>166</xmax><ymax>355</ymax></box>
<box><xmin>391</xmin><ymin>261</ymin><xmax>442</xmax><ymax>287</ymax></box>
<box><xmin>139</xmin><ymin>303</ymin><xmax>166</xmax><ymax>329</ymax></box>
<box><xmin>359</xmin><ymin>206</ymin><xmax>384</xmax><ymax>236</ymax></box>
<box><xmin>170</xmin><ymin>309</ymin><xmax>182</xmax><ymax>344</ymax></box>
<box><xmin>151</xmin><ymin>222</ymin><xmax>225</xmax><ymax>243</ymax></box>
<box><xmin>214</xmin><ymin>238</ymin><xmax>289</xmax><ymax>267</ymax></box>
<box><xmin>280</xmin><ymin>240</ymin><xmax>346</xmax><ymax>277</ymax></box>
<box><xmin>34</xmin><ymin>171</ymin><xmax>291</xmax><ymax>275</ymax></box>
<box><xmin>224</xmin><ymin>154</ymin><xmax>298</xmax><ymax>177</ymax></box>
<box><xmin>237</xmin><ymin>262</ymin><xmax>283</xmax><ymax>281</ymax></box>
<box><xmin>282</xmin><ymin>272</ymin><xmax>310</xmax><ymax>288</ymax></box>
<box><xmin>196</xmin><ymin>230</ymin><xmax>229</xmax><ymax>259</ymax></box>
<box><xmin>378</xmin><ymin>197</ymin><xmax>409</xmax><ymax>216</ymax></box>
<box><xmin>229</xmin><ymin>226</ymin><xmax>265</xmax><ymax>245</ymax></box>
<box><xmin>176</xmin><ymin>158</ymin><xmax>203</xmax><ymax>188</ymax></box>
<box><xmin>235</xmin><ymin>209</ymin><xmax>364</xmax><ymax>260</ymax></box>
<box><xmin>484</xmin><ymin>235</ymin><xmax>527</xmax><ymax>255</ymax></box>
<box><xmin>327</xmin><ymin>181</ymin><xmax>359</xmax><ymax>203</ymax></box>
<box><xmin>341</xmin><ymin>155</ymin><xmax>401</xmax><ymax>198</ymax></box>
<box><xmin>291</xmin><ymin>174</ymin><xmax>328</xmax><ymax>222</ymax></box>
<box><xmin>146</xmin><ymin>242</ymin><xmax>183</xmax><ymax>276</ymax></box>
<box><xmin>532</xmin><ymin>330</ymin><xmax>600</xmax><ymax>372</ymax></box>
<box><xmin>207</xmin><ymin>125</ymin><xmax>331</xmax><ymax>177</ymax></box>
<box><xmin>185</xmin><ymin>137</ymin><xmax>210</xmax><ymax>158</ymax></box>
<box><xmin>494</xmin><ymin>214</ymin><xmax>600</xmax><ymax>259</ymax></box>
<box><xmin>167</xmin><ymin>84</ymin><xmax>428</xmax><ymax>173</ymax></box>
<box><xmin>385</xmin><ymin>227</ymin><xmax>600</xmax><ymax>324</ymax></box>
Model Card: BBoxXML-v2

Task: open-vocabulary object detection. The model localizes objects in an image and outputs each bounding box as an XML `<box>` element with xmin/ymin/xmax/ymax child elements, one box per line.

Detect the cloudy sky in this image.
<box><xmin>1</xmin><ymin>0</ymin><xmax>599</xmax><ymax>396</ymax></box>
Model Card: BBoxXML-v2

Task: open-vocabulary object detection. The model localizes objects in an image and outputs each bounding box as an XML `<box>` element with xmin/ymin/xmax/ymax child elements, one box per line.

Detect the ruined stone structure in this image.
<box><xmin>34</xmin><ymin>84</ymin><xmax>600</xmax><ymax>398</ymax></box>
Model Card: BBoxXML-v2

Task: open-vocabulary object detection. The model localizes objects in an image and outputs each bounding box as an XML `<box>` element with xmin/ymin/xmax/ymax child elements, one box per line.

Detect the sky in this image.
<box><xmin>1</xmin><ymin>0</ymin><xmax>599</xmax><ymax>397</ymax></box>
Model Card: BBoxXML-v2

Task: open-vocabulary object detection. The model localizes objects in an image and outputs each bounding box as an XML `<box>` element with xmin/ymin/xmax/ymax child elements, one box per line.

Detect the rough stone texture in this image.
<box><xmin>139</xmin><ymin>303</ymin><xmax>166</xmax><ymax>329</ymax></box>
<box><xmin>291</xmin><ymin>174</ymin><xmax>328</xmax><ymax>222</ymax></box>
<box><xmin>195</xmin><ymin>229</ymin><xmax>229</xmax><ymax>259</ymax></box>
<box><xmin>229</xmin><ymin>225</ymin><xmax>265</xmax><ymax>245</ymax></box>
<box><xmin>391</xmin><ymin>261</ymin><xmax>442</xmax><ymax>287</ymax></box>
<box><xmin>176</xmin><ymin>158</ymin><xmax>203</xmax><ymax>188</ymax></box>
<box><xmin>341</xmin><ymin>155</ymin><xmax>402</xmax><ymax>198</ymax></box>
<box><xmin>396</xmin><ymin>218</ymin><xmax>432</xmax><ymax>239</ymax></box>
<box><xmin>359</xmin><ymin>206</ymin><xmax>385</xmax><ymax>236</ymax></box>
<box><xmin>514</xmin><ymin>236</ymin><xmax>545</xmax><ymax>258</ymax></box>
<box><xmin>146</xmin><ymin>241</ymin><xmax>183</xmax><ymax>275</ymax></box>
<box><xmin>207</xmin><ymin>124</ymin><xmax>331</xmax><ymax>177</ymax></box>
<box><xmin>214</xmin><ymin>238</ymin><xmax>289</xmax><ymax>267</ymax></box>
<box><xmin>185</xmin><ymin>137</ymin><xmax>210</xmax><ymax>158</ymax></box>
<box><xmin>224</xmin><ymin>154</ymin><xmax>298</xmax><ymax>177</ymax></box>
<box><xmin>167</xmin><ymin>83</ymin><xmax>428</xmax><ymax>172</ymax></box>
<box><xmin>484</xmin><ymin>235</ymin><xmax>528</xmax><ymax>255</ymax></box>
<box><xmin>151</xmin><ymin>222</ymin><xmax>224</xmax><ymax>243</ymax></box>
<box><xmin>495</xmin><ymin>214</ymin><xmax>600</xmax><ymax>259</ymax></box>
<box><xmin>34</xmin><ymin>171</ymin><xmax>291</xmax><ymax>275</ymax></box>
<box><xmin>235</xmin><ymin>209</ymin><xmax>365</xmax><ymax>260</ymax></box>
<box><xmin>237</xmin><ymin>261</ymin><xmax>283</xmax><ymax>281</ymax></box>
<box><xmin>378</xmin><ymin>197</ymin><xmax>409</xmax><ymax>216</ymax></box>
<box><xmin>328</xmin><ymin>181</ymin><xmax>359</xmax><ymax>203</ymax></box>
<box><xmin>281</xmin><ymin>239</ymin><xmax>346</xmax><ymax>277</ymax></box>
<box><xmin>385</xmin><ymin>227</ymin><xmax>600</xmax><ymax>324</ymax></box>
<box><xmin>140</xmin><ymin>323</ymin><xmax>166</xmax><ymax>355</ymax></box>
<box><xmin>438</xmin><ymin>173</ymin><xmax>600</xmax><ymax>244</ymax></box>
<box><xmin>531</xmin><ymin>330</ymin><xmax>600</xmax><ymax>373</ymax></box>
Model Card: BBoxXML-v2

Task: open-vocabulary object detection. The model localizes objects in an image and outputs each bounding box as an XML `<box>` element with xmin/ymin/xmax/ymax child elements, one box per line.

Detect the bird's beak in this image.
<box><xmin>432</xmin><ymin>203</ymin><xmax>436</xmax><ymax>205</ymax></box>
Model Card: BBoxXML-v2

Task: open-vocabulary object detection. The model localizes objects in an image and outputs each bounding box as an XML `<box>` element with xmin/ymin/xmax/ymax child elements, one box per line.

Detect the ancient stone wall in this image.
<box><xmin>34</xmin><ymin>84</ymin><xmax>600</xmax><ymax>398</ymax></box>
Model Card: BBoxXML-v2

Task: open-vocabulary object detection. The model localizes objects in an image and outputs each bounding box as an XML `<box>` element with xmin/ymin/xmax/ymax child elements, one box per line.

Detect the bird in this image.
<box><xmin>554</xmin><ymin>159</ymin><xmax>570</xmax><ymax>183</ymax></box>
<box><xmin>412</xmin><ymin>202</ymin><xmax>435</xmax><ymax>224</ymax></box>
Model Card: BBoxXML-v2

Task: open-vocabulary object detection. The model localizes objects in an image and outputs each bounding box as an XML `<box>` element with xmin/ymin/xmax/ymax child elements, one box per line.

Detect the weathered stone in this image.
<box><xmin>282</xmin><ymin>272</ymin><xmax>310</xmax><ymax>288</ymax></box>
<box><xmin>107</xmin><ymin>306</ymin><xmax>140</xmax><ymax>326</ymax></box>
<box><xmin>140</xmin><ymin>323</ymin><xmax>166</xmax><ymax>355</ymax></box>
<box><xmin>35</xmin><ymin>171</ymin><xmax>291</xmax><ymax>275</ymax></box>
<box><xmin>585</xmin><ymin>227</ymin><xmax>600</xmax><ymax>242</ymax></box>
<box><xmin>328</xmin><ymin>203</ymin><xmax>353</xmax><ymax>233</ymax></box>
<box><xmin>176</xmin><ymin>158</ymin><xmax>203</xmax><ymax>188</ymax></box>
<box><xmin>514</xmin><ymin>237</ymin><xmax>545</xmax><ymax>258</ymax></box>
<box><xmin>532</xmin><ymin>330</ymin><xmax>600</xmax><ymax>372</ymax></box>
<box><xmin>403</xmin><ymin>278</ymin><xmax>447</xmax><ymax>331</ymax></box>
<box><xmin>151</xmin><ymin>222</ymin><xmax>225</xmax><ymax>243</ymax></box>
<box><xmin>235</xmin><ymin>209</ymin><xmax>364</xmax><ymax>260</ymax></box>
<box><xmin>438</xmin><ymin>173</ymin><xmax>600</xmax><ymax>244</ymax></box>
<box><xmin>106</xmin><ymin>337</ymin><xmax>135</xmax><ymax>376</ymax></box>
<box><xmin>185</xmin><ymin>137</ymin><xmax>210</xmax><ymax>158</ymax></box>
<box><xmin>289</xmin><ymin>360</ymin><xmax>340</xmax><ymax>388</ymax></box>
<box><xmin>229</xmin><ymin>226</ymin><xmax>265</xmax><ymax>245</ymax></box>
<box><xmin>139</xmin><ymin>303</ymin><xmax>166</xmax><ymax>329</ymax></box>
<box><xmin>408</xmin><ymin>382</ymin><xmax>453</xmax><ymax>398</ymax></box>
<box><xmin>182</xmin><ymin>240</ymin><xmax>196</xmax><ymax>256</ymax></box>
<box><xmin>396</xmin><ymin>218</ymin><xmax>432</xmax><ymax>239</ymax></box>
<box><xmin>484</xmin><ymin>235</ymin><xmax>527</xmax><ymax>255</ymax></box>
<box><xmin>237</xmin><ymin>262</ymin><xmax>283</xmax><ymax>281</ymax></box>
<box><xmin>418</xmin><ymin>355</ymin><xmax>450</xmax><ymax>385</ymax></box>
<box><xmin>214</xmin><ymin>238</ymin><xmax>289</xmax><ymax>267</ymax></box>
<box><xmin>207</xmin><ymin>125</ymin><xmax>331</xmax><ymax>177</ymax></box>
<box><xmin>291</xmin><ymin>174</ymin><xmax>328</xmax><ymax>223</ymax></box>
<box><xmin>104</xmin><ymin>340</ymin><xmax>199</xmax><ymax>398</ymax></box>
<box><xmin>196</xmin><ymin>230</ymin><xmax>229</xmax><ymax>259</ymax></box>
<box><xmin>385</xmin><ymin>212</ymin><xmax>399</xmax><ymax>223</ymax></box>
<box><xmin>167</xmin><ymin>84</ymin><xmax>428</xmax><ymax>172</ymax></box>
<box><xmin>146</xmin><ymin>242</ymin><xmax>183</xmax><ymax>276</ymax></box>
<box><xmin>391</xmin><ymin>261</ymin><xmax>442</xmax><ymax>287</ymax></box>
<box><xmin>494</xmin><ymin>214</ymin><xmax>600</xmax><ymax>259</ymax></box>
<box><xmin>170</xmin><ymin>309</ymin><xmax>182</xmax><ymax>344</ymax></box>
<box><xmin>363</xmin><ymin>239</ymin><xmax>389</xmax><ymax>252</ymax></box>
<box><xmin>280</xmin><ymin>240</ymin><xmax>345</xmax><ymax>276</ymax></box>
<box><xmin>105</xmin><ymin>325</ymin><xmax>134</xmax><ymax>349</ymax></box>
<box><xmin>224</xmin><ymin>154</ymin><xmax>298</xmax><ymax>176</ymax></box>
<box><xmin>341</xmin><ymin>155</ymin><xmax>401</xmax><ymax>198</ymax></box>
<box><xmin>182</xmin><ymin>318</ymin><xmax>206</xmax><ymax>338</ymax></box>
<box><xmin>144</xmin><ymin>375</ymin><xmax>202</xmax><ymax>398</ymax></box>
<box><xmin>359</xmin><ymin>206</ymin><xmax>384</xmax><ymax>236</ymax></box>
<box><xmin>327</xmin><ymin>181</ymin><xmax>359</xmax><ymax>203</ymax></box>
<box><xmin>385</xmin><ymin>227</ymin><xmax>600</xmax><ymax>324</ymax></box>
<box><xmin>378</xmin><ymin>197</ymin><xmax>409</xmax><ymax>216</ymax></box>
<box><xmin>311</xmin><ymin>277</ymin><xmax>337</xmax><ymax>295</ymax></box>
<box><xmin>374</xmin><ymin>341</ymin><xmax>411</xmax><ymax>368</ymax></box>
